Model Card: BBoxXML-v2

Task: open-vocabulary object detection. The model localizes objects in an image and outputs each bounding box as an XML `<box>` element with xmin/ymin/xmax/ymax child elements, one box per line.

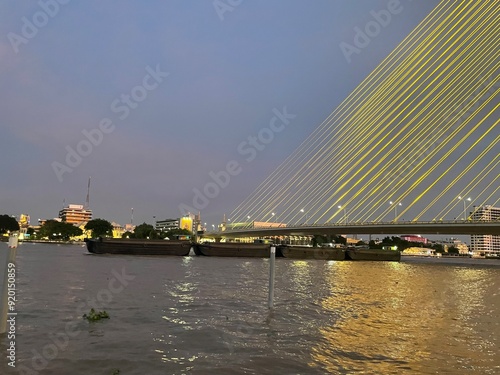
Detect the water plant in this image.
<box><xmin>83</xmin><ymin>308</ymin><xmax>110</xmax><ymax>321</ymax></box>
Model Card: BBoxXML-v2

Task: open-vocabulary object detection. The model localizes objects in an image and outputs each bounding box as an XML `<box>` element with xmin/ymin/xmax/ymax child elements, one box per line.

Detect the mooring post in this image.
<box><xmin>0</xmin><ymin>235</ymin><xmax>18</xmax><ymax>333</ymax></box>
<box><xmin>268</xmin><ymin>246</ymin><xmax>276</xmax><ymax>309</ymax></box>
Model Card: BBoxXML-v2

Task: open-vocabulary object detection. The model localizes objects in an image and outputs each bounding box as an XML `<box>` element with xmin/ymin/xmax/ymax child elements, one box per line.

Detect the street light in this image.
<box><xmin>389</xmin><ymin>201</ymin><xmax>402</xmax><ymax>220</ymax></box>
<box><xmin>300</xmin><ymin>208</ymin><xmax>308</xmax><ymax>224</ymax></box>
<box><xmin>458</xmin><ymin>196</ymin><xmax>472</xmax><ymax>220</ymax></box>
<box><xmin>338</xmin><ymin>205</ymin><xmax>347</xmax><ymax>224</ymax></box>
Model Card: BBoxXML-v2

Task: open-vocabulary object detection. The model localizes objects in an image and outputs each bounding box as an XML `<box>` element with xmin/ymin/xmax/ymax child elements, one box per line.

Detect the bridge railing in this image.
<box><xmin>220</xmin><ymin>219</ymin><xmax>500</xmax><ymax>232</ymax></box>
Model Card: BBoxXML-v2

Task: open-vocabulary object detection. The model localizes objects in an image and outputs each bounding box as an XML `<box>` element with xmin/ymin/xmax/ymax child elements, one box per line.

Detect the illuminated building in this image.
<box><xmin>470</xmin><ymin>205</ymin><xmax>500</xmax><ymax>255</ymax></box>
<box><xmin>156</xmin><ymin>215</ymin><xmax>194</xmax><ymax>233</ymax></box>
<box><xmin>58</xmin><ymin>204</ymin><xmax>92</xmax><ymax>224</ymax></box>
<box><xmin>400</xmin><ymin>234</ymin><xmax>428</xmax><ymax>244</ymax></box>
<box><xmin>111</xmin><ymin>222</ymin><xmax>125</xmax><ymax>238</ymax></box>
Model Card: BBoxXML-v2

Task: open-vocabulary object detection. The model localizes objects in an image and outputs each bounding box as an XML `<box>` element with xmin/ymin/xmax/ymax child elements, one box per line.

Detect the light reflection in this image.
<box><xmin>308</xmin><ymin>263</ymin><xmax>500</xmax><ymax>373</ymax></box>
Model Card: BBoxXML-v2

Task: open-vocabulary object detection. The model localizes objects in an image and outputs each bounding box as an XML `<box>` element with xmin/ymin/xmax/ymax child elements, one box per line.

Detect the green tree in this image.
<box><xmin>332</xmin><ymin>235</ymin><xmax>347</xmax><ymax>245</ymax></box>
<box><xmin>369</xmin><ymin>240</ymin><xmax>382</xmax><ymax>249</ymax></box>
<box><xmin>163</xmin><ymin>228</ymin><xmax>192</xmax><ymax>240</ymax></box>
<box><xmin>447</xmin><ymin>246</ymin><xmax>459</xmax><ymax>254</ymax></box>
<box><xmin>134</xmin><ymin>223</ymin><xmax>158</xmax><ymax>239</ymax></box>
<box><xmin>85</xmin><ymin>218</ymin><xmax>113</xmax><ymax>238</ymax></box>
<box><xmin>0</xmin><ymin>214</ymin><xmax>20</xmax><ymax>234</ymax></box>
<box><xmin>431</xmin><ymin>243</ymin><xmax>445</xmax><ymax>253</ymax></box>
<box><xmin>122</xmin><ymin>231</ymin><xmax>135</xmax><ymax>239</ymax></box>
<box><xmin>26</xmin><ymin>227</ymin><xmax>36</xmax><ymax>238</ymax></box>
<box><xmin>312</xmin><ymin>235</ymin><xmax>327</xmax><ymax>247</ymax></box>
<box><xmin>38</xmin><ymin>220</ymin><xmax>83</xmax><ymax>241</ymax></box>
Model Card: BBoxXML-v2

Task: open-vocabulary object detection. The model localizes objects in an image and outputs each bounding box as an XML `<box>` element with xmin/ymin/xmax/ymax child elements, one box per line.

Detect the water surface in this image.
<box><xmin>1</xmin><ymin>244</ymin><xmax>499</xmax><ymax>374</ymax></box>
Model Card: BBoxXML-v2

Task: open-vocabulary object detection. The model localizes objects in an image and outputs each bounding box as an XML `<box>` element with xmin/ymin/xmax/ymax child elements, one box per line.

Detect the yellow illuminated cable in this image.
<box><xmin>230</xmin><ymin>0</ymin><xmax>461</xmax><ymax>221</ymax></box>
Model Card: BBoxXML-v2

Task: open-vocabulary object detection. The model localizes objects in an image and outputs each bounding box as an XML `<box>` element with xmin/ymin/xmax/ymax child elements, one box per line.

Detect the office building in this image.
<box><xmin>470</xmin><ymin>205</ymin><xmax>500</xmax><ymax>255</ymax></box>
<box><xmin>59</xmin><ymin>204</ymin><xmax>92</xmax><ymax>225</ymax></box>
<box><xmin>156</xmin><ymin>215</ymin><xmax>194</xmax><ymax>233</ymax></box>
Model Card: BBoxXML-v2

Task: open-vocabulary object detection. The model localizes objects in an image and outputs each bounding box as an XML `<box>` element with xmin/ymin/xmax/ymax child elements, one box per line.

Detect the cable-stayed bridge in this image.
<box><xmin>214</xmin><ymin>0</ymin><xmax>499</xmax><ymax>238</ymax></box>
<box><xmin>217</xmin><ymin>221</ymin><xmax>500</xmax><ymax>239</ymax></box>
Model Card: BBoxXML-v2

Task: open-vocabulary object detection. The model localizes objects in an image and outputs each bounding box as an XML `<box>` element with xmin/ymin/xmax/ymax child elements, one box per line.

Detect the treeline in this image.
<box><xmin>312</xmin><ymin>234</ymin><xmax>458</xmax><ymax>253</ymax></box>
<box><xmin>0</xmin><ymin>214</ymin><xmax>20</xmax><ymax>234</ymax></box>
<box><xmin>26</xmin><ymin>218</ymin><xmax>191</xmax><ymax>241</ymax></box>
<box><xmin>121</xmin><ymin>223</ymin><xmax>191</xmax><ymax>240</ymax></box>
<box><xmin>368</xmin><ymin>236</ymin><xmax>457</xmax><ymax>253</ymax></box>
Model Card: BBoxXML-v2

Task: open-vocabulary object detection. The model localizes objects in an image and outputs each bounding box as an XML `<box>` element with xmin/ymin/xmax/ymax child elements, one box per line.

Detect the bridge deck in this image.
<box><xmin>210</xmin><ymin>221</ymin><xmax>500</xmax><ymax>238</ymax></box>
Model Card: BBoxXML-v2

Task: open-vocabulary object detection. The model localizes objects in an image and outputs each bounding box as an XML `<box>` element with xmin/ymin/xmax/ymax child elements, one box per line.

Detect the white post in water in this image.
<box><xmin>268</xmin><ymin>246</ymin><xmax>276</xmax><ymax>309</ymax></box>
<box><xmin>1</xmin><ymin>235</ymin><xmax>18</xmax><ymax>333</ymax></box>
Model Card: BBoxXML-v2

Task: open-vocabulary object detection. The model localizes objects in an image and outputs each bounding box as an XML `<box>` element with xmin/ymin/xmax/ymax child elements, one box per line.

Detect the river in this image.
<box><xmin>1</xmin><ymin>243</ymin><xmax>499</xmax><ymax>374</ymax></box>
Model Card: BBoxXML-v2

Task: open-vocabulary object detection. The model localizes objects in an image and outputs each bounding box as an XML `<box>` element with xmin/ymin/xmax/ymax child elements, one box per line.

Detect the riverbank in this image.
<box><xmin>402</xmin><ymin>255</ymin><xmax>500</xmax><ymax>266</ymax></box>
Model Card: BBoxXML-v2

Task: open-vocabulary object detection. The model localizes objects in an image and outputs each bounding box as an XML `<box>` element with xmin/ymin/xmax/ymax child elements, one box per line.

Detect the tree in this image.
<box><xmin>38</xmin><ymin>220</ymin><xmax>83</xmax><ymax>241</ymax></box>
<box><xmin>312</xmin><ymin>235</ymin><xmax>327</xmax><ymax>247</ymax></box>
<box><xmin>85</xmin><ymin>219</ymin><xmax>113</xmax><ymax>238</ymax></box>
<box><xmin>26</xmin><ymin>227</ymin><xmax>36</xmax><ymax>238</ymax></box>
<box><xmin>332</xmin><ymin>235</ymin><xmax>347</xmax><ymax>245</ymax></box>
<box><xmin>133</xmin><ymin>223</ymin><xmax>158</xmax><ymax>239</ymax></box>
<box><xmin>122</xmin><ymin>231</ymin><xmax>135</xmax><ymax>239</ymax></box>
<box><xmin>447</xmin><ymin>246</ymin><xmax>459</xmax><ymax>254</ymax></box>
<box><xmin>431</xmin><ymin>243</ymin><xmax>445</xmax><ymax>253</ymax></box>
<box><xmin>0</xmin><ymin>214</ymin><xmax>20</xmax><ymax>234</ymax></box>
<box><xmin>163</xmin><ymin>228</ymin><xmax>192</xmax><ymax>240</ymax></box>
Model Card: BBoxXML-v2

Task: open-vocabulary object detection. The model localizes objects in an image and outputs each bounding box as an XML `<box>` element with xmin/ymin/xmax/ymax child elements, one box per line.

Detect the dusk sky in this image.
<box><xmin>3</xmin><ymin>0</ymin><xmax>477</xmax><ymax>227</ymax></box>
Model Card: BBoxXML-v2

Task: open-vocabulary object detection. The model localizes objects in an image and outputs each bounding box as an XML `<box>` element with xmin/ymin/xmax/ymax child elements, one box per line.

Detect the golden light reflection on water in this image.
<box><xmin>309</xmin><ymin>263</ymin><xmax>500</xmax><ymax>374</ymax></box>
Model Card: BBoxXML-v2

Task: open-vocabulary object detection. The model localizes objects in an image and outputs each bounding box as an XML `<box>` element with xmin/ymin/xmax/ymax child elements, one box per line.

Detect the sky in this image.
<box><xmin>1</xmin><ymin>0</ymin><xmax>463</xmax><ymax>228</ymax></box>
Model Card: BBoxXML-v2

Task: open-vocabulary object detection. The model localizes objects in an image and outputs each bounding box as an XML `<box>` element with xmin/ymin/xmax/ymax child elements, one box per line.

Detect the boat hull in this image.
<box><xmin>279</xmin><ymin>246</ymin><xmax>345</xmax><ymax>260</ymax></box>
<box><xmin>194</xmin><ymin>242</ymin><xmax>272</xmax><ymax>257</ymax></box>
<box><xmin>346</xmin><ymin>248</ymin><xmax>401</xmax><ymax>261</ymax></box>
<box><xmin>84</xmin><ymin>238</ymin><xmax>191</xmax><ymax>256</ymax></box>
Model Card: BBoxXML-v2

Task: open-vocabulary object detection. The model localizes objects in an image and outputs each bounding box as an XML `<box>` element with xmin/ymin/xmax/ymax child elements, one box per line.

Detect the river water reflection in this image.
<box><xmin>0</xmin><ymin>245</ymin><xmax>499</xmax><ymax>374</ymax></box>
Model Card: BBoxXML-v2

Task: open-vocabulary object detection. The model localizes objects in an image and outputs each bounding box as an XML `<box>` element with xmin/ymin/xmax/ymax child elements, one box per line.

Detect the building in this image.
<box><xmin>124</xmin><ymin>223</ymin><xmax>135</xmax><ymax>234</ymax></box>
<box><xmin>59</xmin><ymin>204</ymin><xmax>92</xmax><ymax>225</ymax></box>
<box><xmin>156</xmin><ymin>215</ymin><xmax>194</xmax><ymax>233</ymax></box>
<box><xmin>156</xmin><ymin>218</ymin><xmax>180</xmax><ymax>232</ymax></box>
<box><xmin>470</xmin><ymin>205</ymin><xmax>500</xmax><ymax>256</ymax></box>
<box><xmin>400</xmin><ymin>234</ymin><xmax>428</xmax><ymax>244</ymax></box>
<box><xmin>224</xmin><ymin>221</ymin><xmax>287</xmax><ymax>231</ymax></box>
<box><xmin>432</xmin><ymin>238</ymin><xmax>469</xmax><ymax>255</ymax></box>
<box><xmin>111</xmin><ymin>222</ymin><xmax>125</xmax><ymax>238</ymax></box>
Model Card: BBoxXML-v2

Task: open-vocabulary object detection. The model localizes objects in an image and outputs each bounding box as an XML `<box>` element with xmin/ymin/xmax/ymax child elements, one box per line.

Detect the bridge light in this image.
<box><xmin>458</xmin><ymin>196</ymin><xmax>472</xmax><ymax>220</ymax></box>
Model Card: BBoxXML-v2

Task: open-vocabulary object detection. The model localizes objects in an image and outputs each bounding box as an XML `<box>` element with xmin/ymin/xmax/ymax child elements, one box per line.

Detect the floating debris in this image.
<box><xmin>83</xmin><ymin>308</ymin><xmax>110</xmax><ymax>321</ymax></box>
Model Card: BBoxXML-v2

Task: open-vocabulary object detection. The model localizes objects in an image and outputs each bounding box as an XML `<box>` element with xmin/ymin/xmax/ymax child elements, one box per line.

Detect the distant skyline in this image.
<box><xmin>3</xmin><ymin>0</ymin><xmax>478</xmax><ymax>227</ymax></box>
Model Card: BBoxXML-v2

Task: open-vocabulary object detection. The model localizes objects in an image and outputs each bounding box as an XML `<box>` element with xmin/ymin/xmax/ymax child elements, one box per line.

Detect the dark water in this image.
<box><xmin>1</xmin><ymin>244</ymin><xmax>499</xmax><ymax>374</ymax></box>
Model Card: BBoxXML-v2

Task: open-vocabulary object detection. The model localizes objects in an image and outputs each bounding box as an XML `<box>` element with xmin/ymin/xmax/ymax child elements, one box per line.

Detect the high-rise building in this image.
<box><xmin>156</xmin><ymin>215</ymin><xmax>195</xmax><ymax>233</ymax></box>
<box><xmin>155</xmin><ymin>218</ymin><xmax>180</xmax><ymax>232</ymax></box>
<box><xmin>59</xmin><ymin>204</ymin><xmax>92</xmax><ymax>225</ymax></box>
<box><xmin>470</xmin><ymin>205</ymin><xmax>500</xmax><ymax>256</ymax></box>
